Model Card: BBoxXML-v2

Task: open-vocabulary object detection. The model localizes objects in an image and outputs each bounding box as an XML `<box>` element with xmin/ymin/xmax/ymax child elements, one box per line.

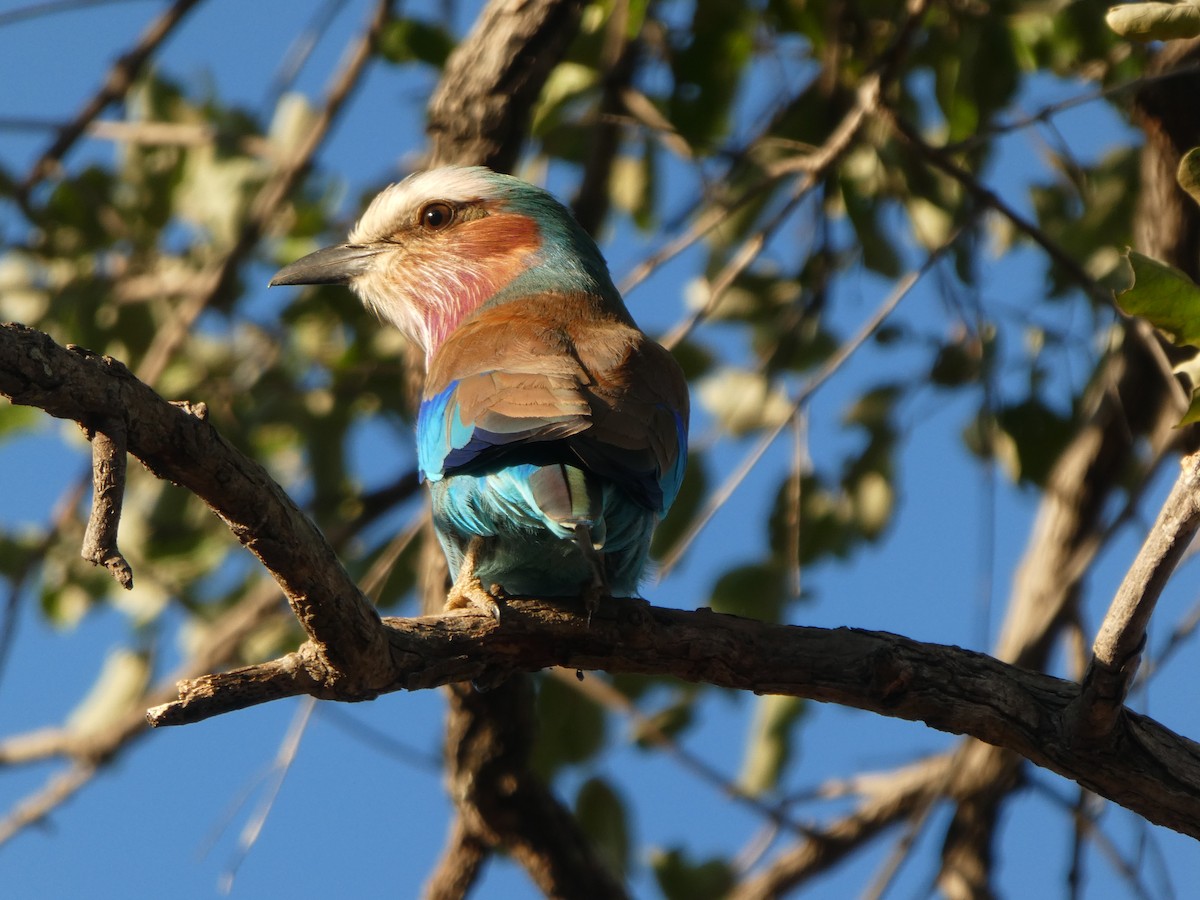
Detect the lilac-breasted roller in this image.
<box><xmin>271</xmin><ymin>166</ymin><xmax>689</xmax><ymax>616</ymax></box>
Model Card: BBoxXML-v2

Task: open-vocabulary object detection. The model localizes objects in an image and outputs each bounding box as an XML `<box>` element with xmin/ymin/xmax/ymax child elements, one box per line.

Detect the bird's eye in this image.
<box><xmin>420</xmin><ymin>202</ymin><xmax>454</xmax><ymax>231</ymax></box>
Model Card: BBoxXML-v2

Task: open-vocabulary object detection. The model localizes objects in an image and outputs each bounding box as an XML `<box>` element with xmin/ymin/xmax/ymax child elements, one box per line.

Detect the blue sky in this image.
<box><xmin>1</xmin><ymin>1</ymin><xmax>1199</xmax><ymax>898</ymax></box>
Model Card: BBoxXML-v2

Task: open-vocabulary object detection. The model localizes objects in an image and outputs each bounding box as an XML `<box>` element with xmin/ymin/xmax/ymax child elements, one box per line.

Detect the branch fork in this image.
<box><xmin>1072</xmin><ymin>449</ymin><xmax>1200</xmax><ymax>740</ymax></box>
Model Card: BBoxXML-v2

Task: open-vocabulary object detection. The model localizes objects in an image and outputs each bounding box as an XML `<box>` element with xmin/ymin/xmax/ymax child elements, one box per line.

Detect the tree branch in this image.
<box><xmin>139</xmin><ymin>596</ymin><xmax>1200</xmax><ymax>840</ymax></box>
<box><xmin>0</xmin><ymin>322</ymin><xmax>389</xmax><ymax>684</ymax></box>
<box><xmin>80</xmin><ymin>415</ymin><xmax>133</xmax><ymax>589</ymax></box>
<box><xmin>17</xmin><ymin>0</ymin><xmax>203</xmax><ymax>197</ymax></box>
<box><xmin>439</xmin><ymin>677</ymin><xmax>628</xmax><ymax>899</ymax></box>
<box><xmin>423</xmin><ymin>814</ymin><xmax>489</xmax><ymax>900</ymax></box>
<box><xmin>1074</xmin><ymin>450</ymin><xmax>1200</xmax><ymax>739</ymax></box>
<box><xmin>25</xmin><ymin>320</ymin><xmax>1188</xmax><ymax>859</ymax></box>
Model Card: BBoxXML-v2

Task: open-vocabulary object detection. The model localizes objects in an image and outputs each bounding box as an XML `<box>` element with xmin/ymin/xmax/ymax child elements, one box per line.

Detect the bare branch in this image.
<box><xmin>218</xmin><ymin>699</ymin><xmax>316</xmax><ymax>894</ymax></box>
<box><xmin>0</xmin><ymin>761</ymin><xmax>98</xmax><ymax>844</ymax></box>
<box><xmin>1074</xmin><ymin>451</ymin><xmax>1200</xmax><ymax>739</ymax></box>
<box><xmin>0</xmin><ymin>323</ymin><xmax>388</xmax><ymax>682</ymax></box>
<box><xmin>139</xmin><ymin>596</ymin><xmax>1200</xmax><ymax>840</ymax></box>
<box><xmin>423</xmin><ymin>814</ymin><xmax>489</xmax><ymax>900</ymax></box>
<box><xmin>18</xmin><ymin>0</ymin><xmax>203</xmax><ymax>196</ymax></box>
<box><xmin>80</xmin><ymin>414</ymin><xmax>133</xmax><ymax>589</ymax></box>
<box><xmin>135</xmin><ymin>0</ymin><xmax>393</xmax><ymax>386</ymax></box>
<box><xmin>731</xmin><ymin>755</ymin><xmax>954</xmax><ymax>899</ymax></box>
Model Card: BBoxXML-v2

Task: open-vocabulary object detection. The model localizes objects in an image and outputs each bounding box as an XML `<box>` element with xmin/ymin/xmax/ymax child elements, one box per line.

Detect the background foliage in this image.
<box><xmin>1</xmin><ymin>0</ymin><xmax>1198</xmax><ymax>897</ymax></box>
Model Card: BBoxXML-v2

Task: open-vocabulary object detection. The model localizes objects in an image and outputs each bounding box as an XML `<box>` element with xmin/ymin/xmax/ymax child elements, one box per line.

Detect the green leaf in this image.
<box><xmin>575</xmin><ymin>777</ymin><xmax>630</xmax><ymax>878</ymax></box>
<box><xmin>1178</xmin><ymin>147</ymin><xmax>1200</xmax><ymax>208</ymax></box>
<box><xmin>668</xmin><ymin>0</ymin><xmax>754</xmax><ymax>149</ymax></box>
<box><xmin>930</xmin><ymin>337</ymin><xmax>984</xmax><ymax>387</ymax></box>
<box><xmin>531</xmin><ymin>674</ymin><xmax>606</xmax><ymax>778</ymax></box>
<box><xmin>738</xmin><ymin>694</ymin><xmax>805</xmax><ymax>795</ymax></box>
<box><xmin>841</xmin><ymin>175</ymin><xmax>902</xmax><ymax>278</ymax></box>
<box><xmin>377</xmin><ymin>18</ymin><xmax>455</xmax><ymax>67</ymax></box>
<box><xmin>631</xmin><ymin>691</ymin><xmax>698</xmax><ymax>747</ymax></box>
<box><xmin>651</xmin><ymin>848</ymin><xmax>735</xmax><ymax>900</ymax></box>
<box><xmin>850</xmin><ymin>469</ymin><xmax>894</xmax><ymax>539</ymax></box>
<box><xmin>531</xmin><ymin>62</ymin><xmax>600</xmax><ymax>135</ymax></box>
<box><xmin>970</xmin><ymin>398</ymin><xmax>1076</xmax><ymax>486</ymax></box>
<box><xmin>0</xmin><ymin>403</ymin><xmax>39</xmax><ymax>442</ymax></box>
<box><xmin>1182</xmin><ymin>391</ymin><xmax>1200</xmax><ymax>426</ymax></box>
<box><xmin>709</xmin><ymin>562</ymin><xmax>787</xmax><ymax>622</ymax></box>
<box><xmin>1115</xmin><ymin>249</ymin><xmax>1200</xmax><ymax>347</ymax></box>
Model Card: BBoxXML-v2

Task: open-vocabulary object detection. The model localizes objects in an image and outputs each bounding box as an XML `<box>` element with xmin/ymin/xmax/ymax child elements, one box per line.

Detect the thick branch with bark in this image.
<box><xmin>5</xmin><ymin>321</ymin><xmax>1200</xmax><ymax>843</ymax></box>
<box><xmin>140</xmin><ymin>597</ymin><xmax>1200</xmax><ymax>840</ymax></box>
<box><xmin>425</xmin><ymin>0</ymin><xmax>585</xmax><ymax>171</ymax></box>
<box><xmin>0</xmin><ymin>324</ymin><xmax>387</xmax><ymax>684</ymax></box>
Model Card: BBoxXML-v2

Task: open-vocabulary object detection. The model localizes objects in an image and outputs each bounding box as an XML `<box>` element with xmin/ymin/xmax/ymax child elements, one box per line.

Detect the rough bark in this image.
<box><xmin>421</xmin><ymin>3</ymin><xmax>612</xmax><ymax>896</ymax></box>
<box><xmin>936</xmin><ymin>40</ymin><xmax>1200</xmax><ymax>896</ymax></box>
<box><xmin>425</xmin><ymin>0</ymin><xmax>585</xmax><ymax>172</ymax></box>
<box><xmin>6</xmin><ymin>320</ymin><xmax>1200</xmax><ymax>842</ymax></box>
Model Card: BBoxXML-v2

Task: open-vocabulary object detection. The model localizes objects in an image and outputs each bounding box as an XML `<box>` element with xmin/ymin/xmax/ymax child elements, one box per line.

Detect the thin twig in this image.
<box><xmin>0</xmin><ymin>762</ymin><xmax>98</xmax><ymax>844</ymax></box>
<box><xmin>619</xmin><ymin>75</ymin><xmax>881</xmax><ymax>302</ymax></box>
<box><xmin>660</xmin><ymin>180</ymin><xmax>810</xmax><ymax>351</ymax></box>
<box><xmin>945</xmin><ymin>60</ymin><xmax>1200</xmax><ymax>155</ymax></box>
<box><xmin>136</xmin><ymin>0</ymin><xmax>393</xmax><ymax>386</ymax></box>
<box><xmin>261</xmin><ymin>0</ymin><xmax>349</xmax><ymax>113</ymax></box>
<box><xmin>1031</xmin><ymin>779</ymin><xmax>1159</xmax><ymax>900</ymax></box>
<box><xmin>551</xmin><ymin>669</ymin><xmax>820</xmax><ymax>839</ymax></box>
<box><xmin>861</xmin><ymin>793</ymin><xmax>939</xmax><ymax>900</ymax></box>
<box><xmin>1074</xmin><ymin>450</ymin><xmax>1200</xmax><ymax>740</ymax></box>
<box><xmin>18</xmin><ymin>0</ymin><xmax>203</xmax><ymax>196</ymax></box>
<box><xmin>0</xmin><ymin>0</ymin><xmax>151</xmax><ymax>28</ymax></box>
<box><xmin>885</xmin><ymin>109</ymin><xmax>1107</xmax><ymax>304</ymax></box>
<box><xmin>218</xmin><ymin>698</ymin><xmax>315</xmax><ymax>894</ymax></box>
<box><xmin>657</xmin><ymin>228</ymin><xmax>961</xmax><ymax>579</ymax></box>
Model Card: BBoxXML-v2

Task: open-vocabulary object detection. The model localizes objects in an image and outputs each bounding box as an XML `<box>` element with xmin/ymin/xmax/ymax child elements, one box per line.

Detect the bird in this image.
<box><xmin>270</xmin><ymin>166</ymin><xmax>688</xmax><ymax>619</ymax></box>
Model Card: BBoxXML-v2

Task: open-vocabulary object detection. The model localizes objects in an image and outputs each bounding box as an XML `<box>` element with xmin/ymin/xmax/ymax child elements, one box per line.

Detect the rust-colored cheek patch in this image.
<box><xmin>458</xmin><ymin>212</ymin><xmax>542</xmax><ymax>266</ymax></box>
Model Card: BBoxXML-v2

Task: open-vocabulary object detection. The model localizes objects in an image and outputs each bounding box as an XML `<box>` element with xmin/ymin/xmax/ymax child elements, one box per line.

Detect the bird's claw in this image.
<box><xmin>445</xmin><ymin>574</ymin><xmax>503</xmax><ymax>620</ymax></box>
<box><xmin>582</xmin><ymin>579</ymin><xmax>605</xmax><ymax>626</ymax></box>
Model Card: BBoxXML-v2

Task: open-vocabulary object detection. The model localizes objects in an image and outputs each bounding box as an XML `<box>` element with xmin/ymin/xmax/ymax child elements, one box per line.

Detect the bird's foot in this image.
<box><xmin>445</xmin><ymin>573</ymin><xmax>504</xmax><ymax>621</ymax></box>
<box><xmin>581</xmin><ymin>576</ymin><xmax>607</xmax><ymax>626</ymax></box>
<box><xmin>572</xmin><ymin>523</ymin><xmax>609</xmax><ymax>626</ymax></box>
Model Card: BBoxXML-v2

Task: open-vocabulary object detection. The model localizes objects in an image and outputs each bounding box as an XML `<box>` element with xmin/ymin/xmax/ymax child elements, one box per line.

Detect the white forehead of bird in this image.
<box><xmin>348</xmin><ymin>166</ymin><xmax>500</xmax><ymax>244</ymax></box>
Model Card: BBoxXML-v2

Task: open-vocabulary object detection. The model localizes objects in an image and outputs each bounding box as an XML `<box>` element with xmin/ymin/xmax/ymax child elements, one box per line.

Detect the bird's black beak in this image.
<box><xmin>269</xmin><ymin>243</ymin><xmax>385</xmax><ymax>287</ymax></box>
